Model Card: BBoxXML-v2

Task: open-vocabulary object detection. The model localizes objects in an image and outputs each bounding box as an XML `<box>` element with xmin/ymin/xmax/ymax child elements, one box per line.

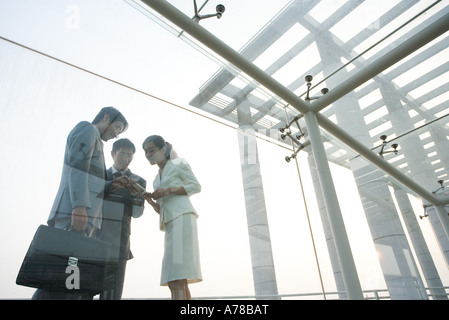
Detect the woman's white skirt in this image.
<box><xmin>160</xmin><ymin>213</ymin><xmax>202</xmax><ymax>286</ymax></box>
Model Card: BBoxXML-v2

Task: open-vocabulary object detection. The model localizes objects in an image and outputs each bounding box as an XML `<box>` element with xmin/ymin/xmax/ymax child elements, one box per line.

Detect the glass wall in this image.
<box><xmin>1</xmin><ymin>0</ymin><xmax>448</xmax><ymax>299</ymax></box>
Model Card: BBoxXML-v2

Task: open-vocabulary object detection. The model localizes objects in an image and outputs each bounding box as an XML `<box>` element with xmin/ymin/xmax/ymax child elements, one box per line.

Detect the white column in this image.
<box><xmin>307</xmin><ymin>152</ymin><xmax>347</xmax><ymax>299</ymax></box>
<box><xmin>435</xmin><ymin>204</ymin><xmax>449</xmax><ymax>240</ymax></box>
<box><xmin>424</xmin><ymin>197</ymin><xmax>449</xmax><ymax>265</ymax></box>
<box><xmin>304</xmin><ymin>111</ymin><xmax>363</xmax><ymax>300</ymax></box>
<box><xmin>393</xmin><ymin>185</ymin><xmax>446</xmax><ymax>299</ymax></box>
<box><xmin>381</xmin><ymin>84</ymin><xmax>446</xmax><ymax>299</ymax></box>
<box><xmin>238</xmin><ymin>124</ymin><xmax>279</xmax><ymax>299</ymax></box>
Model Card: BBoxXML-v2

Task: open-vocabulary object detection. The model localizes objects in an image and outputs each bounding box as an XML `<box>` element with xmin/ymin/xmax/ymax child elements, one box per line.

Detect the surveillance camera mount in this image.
<box><xmin>177</xmin><ymin>1</ymin><xmax>225</xmax><ymax>37</ymax></box>
<box><xmin>378</xmin><ymin>135</ymin><xmax>399</xmax><ymax>158</ymax></box>
<box><xmin>304</xmin><ymin>75</ymin><xmax>329</xmax><ymax>101</ymax></box>
<box><xmin>280</xmin><ymin>116</ymin><xmax>300</xmax><ymax>133</ymax></box>
<box><xmin>192</xmin><ymin>0</ymin><xmax>225</xmax><ymax>22</ymax></box>
<box><xmin>280</xmin><ymin>116</ymin><xmax>306</xmax><ymax>162</ymax></box>
<box><xmin>419</xmin><ymin>204</ymin><xmax>430</xmax><ymax>219</ymax></box>
<box><xmin>282</xmin><ymin>75</ymin><xmax>328</xmax><ymax>162</ymax></box>
<box><xmin>279</xmin><ymin>75</ymin><xmax>329</xmax><ymax>162</ymax></box>
<box><xmin>432</xmin><ymin>179</ymin><xmax>445</xmax><ymax>194</ymax></box>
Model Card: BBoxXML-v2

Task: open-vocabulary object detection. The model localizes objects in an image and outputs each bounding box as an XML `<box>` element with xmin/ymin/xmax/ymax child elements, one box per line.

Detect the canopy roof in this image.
<box><xmin>130</xmin><ymin>0</ymin><xmax>449</xmax><ymax>203</ymax></box>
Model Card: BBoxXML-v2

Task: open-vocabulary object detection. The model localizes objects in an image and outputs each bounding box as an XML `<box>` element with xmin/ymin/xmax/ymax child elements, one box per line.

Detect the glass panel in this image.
<box><xmin>1</xmin><ymin>0</ymin><xmax>448</xmax><ymax>300</ymax></box>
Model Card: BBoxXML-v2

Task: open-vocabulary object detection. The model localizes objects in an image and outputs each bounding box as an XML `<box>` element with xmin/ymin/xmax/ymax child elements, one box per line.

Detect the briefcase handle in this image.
<box><xmin>65</xmin><ymin>227</ymin><xmax>88</xmax><ymax>237</ymax></box>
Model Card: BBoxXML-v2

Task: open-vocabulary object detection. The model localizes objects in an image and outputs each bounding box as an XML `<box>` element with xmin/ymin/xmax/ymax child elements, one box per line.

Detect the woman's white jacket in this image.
<box><xmin>153</xmin><ymin>158</ymin><xmax>201</xmax><ymax>231</ymax></box>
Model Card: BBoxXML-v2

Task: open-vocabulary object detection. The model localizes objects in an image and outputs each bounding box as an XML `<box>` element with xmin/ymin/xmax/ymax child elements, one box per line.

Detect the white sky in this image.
<box><xmin>0</xmin><ymin>0</ymin><xmax>447</xmax><ymax>299</ymax></box>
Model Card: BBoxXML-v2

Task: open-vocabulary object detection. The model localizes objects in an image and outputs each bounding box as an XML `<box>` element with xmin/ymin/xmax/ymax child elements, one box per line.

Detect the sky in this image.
<box><xmin>0</xmin><ymin>0</ymin><xmax>447</xmax><ymax>300</ymax></box>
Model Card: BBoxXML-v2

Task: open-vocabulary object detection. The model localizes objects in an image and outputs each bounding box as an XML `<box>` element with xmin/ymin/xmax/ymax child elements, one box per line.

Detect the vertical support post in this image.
<box><xmin>303</xmin><ymin>111</ymin><xmax>363</xmax><ymax>300</ymax></box>
<box><xmin>424</xmin><ymin>201</ymin><xmax>449</xmax><ymax>265</ymax></box>
<box><xmin>392</xmin><ymin>184</ymin><xmax>444</xmax><ymax>299</ymax></box>
<box><xmin>238</xmin><ymin>125</ymin><xmax>279</xmax><ymax>299</ymax></box>
<box><xmin>307</xmin><ymin>153</ymin><xmax>347</xmax><ymax>299</ymax></box>
<box><xmin>435</xmin><ymin>204</ymin><xmax>449</xmax><ymax>240</ymax></box>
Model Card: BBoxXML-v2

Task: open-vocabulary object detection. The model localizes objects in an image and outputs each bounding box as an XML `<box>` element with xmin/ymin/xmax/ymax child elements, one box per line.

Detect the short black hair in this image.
<box><xmin>112</xmin><ymin>138</ymin><xmax>136</xmax><ymax>154</ymax></box>
<box><xmin>92</xmin><ymin>106</ymin><xmax>128</xmax><ymax>132</ymax></box>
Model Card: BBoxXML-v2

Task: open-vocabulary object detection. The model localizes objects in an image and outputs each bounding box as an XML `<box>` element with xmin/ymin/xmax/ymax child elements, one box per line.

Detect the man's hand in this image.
<box><xmin>111</xmin><ymin>176</ymin><xmax>133</xmax><ymax>191</ymax></box>
<box><xmin>142</xmin><ymin>192</ymin><xmax>160</xmax><ymax>214</ymax></box>
<box><xmin>71</xmin><ymin>206</ymin><xmax>88</xmax><ymax>231</ymax></box>
<box><xmin>142</xmin><ymin>192</ymin><xmax>153</xmax><ymax>202</ymax></box>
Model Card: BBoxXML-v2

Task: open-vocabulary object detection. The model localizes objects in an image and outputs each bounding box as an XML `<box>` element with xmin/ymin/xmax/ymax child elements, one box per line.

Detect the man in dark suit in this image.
<box><xmin>100</xmin><ymin>138</ymin><xmax>146</xmax><ymax>300</ymax></box>
<box><xmin>32</xmin><ymin>107</ymin><xmax>132</xmax><ymax>300</ymax></box>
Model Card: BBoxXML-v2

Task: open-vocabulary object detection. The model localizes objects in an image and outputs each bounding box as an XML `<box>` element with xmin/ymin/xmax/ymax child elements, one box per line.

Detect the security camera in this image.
<box><xmin>191</xmin><ymin>1</ymin><xmax>226</xmax><ymax>22</ymax></box>
<box><xmin>216</xmin><ymin>4</ymin><xmax>225</xmax><ymax>18</ymax></box>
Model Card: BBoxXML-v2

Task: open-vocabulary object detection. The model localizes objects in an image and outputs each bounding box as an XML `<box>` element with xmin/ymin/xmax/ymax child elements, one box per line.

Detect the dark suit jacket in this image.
<box><xmin>101</xmin><ymin>168</ymin><xmax>146</xmax><ymax>260</ymax></box>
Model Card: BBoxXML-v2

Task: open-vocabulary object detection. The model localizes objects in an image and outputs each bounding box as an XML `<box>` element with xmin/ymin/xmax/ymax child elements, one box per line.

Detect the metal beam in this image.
<box><xmin>316</xmin><ymin>113</ymin><xmax>448</xmax><ymax>208</ymax></box>
<box><xmin>140</xmin><ymin>0</ymin><xmax>312</xmax><ymax>115</ymax></box>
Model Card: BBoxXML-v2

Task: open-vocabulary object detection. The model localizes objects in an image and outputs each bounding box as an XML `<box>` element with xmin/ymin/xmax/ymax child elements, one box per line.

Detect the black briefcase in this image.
<box><xmin>16</xmin><ymin>225</ymin><xmax>117</xmax><ymax>294</ymax></box>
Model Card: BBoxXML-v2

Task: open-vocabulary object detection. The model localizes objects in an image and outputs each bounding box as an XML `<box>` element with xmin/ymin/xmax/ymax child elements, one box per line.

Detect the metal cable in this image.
<box><xmin>283</xmin><ymin>106</ymin><xmax>327</xmax><ymax>300</ymax></box>
<box><xmin>0</xmin><ymin>35</ymin><xmax>291</xmax><ymax>151</ymax></box>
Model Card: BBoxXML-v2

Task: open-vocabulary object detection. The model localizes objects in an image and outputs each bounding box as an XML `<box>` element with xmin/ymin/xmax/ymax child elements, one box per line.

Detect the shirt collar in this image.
<box><xmin>112</xmin><ymin>165</ymin><xmax>130</xmax><ymax>176</ymax></box>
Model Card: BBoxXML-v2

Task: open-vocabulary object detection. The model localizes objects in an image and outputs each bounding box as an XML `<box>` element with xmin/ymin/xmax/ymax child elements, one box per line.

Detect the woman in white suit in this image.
<box><xmin>142</xmin><ymin>135</ymin><xmax>202</xmax><ymax>300</ymax></box>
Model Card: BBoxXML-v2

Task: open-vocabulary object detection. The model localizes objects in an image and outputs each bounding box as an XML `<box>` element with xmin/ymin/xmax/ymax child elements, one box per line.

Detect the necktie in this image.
<box><xmin>113</xmin><ymin>171</ymin><xmax>122</xmax><ymax>179</ymax></box>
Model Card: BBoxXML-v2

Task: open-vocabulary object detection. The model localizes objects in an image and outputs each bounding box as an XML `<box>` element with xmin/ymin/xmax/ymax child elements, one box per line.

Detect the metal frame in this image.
<box><xmin>140</xmin><ymin>0</ymin><xmax>449</xmax><ymax>299</ymax></box>
<box><xmin>141</xmin><ymin>0</ymin><xmax>449</xmax><ymax>207</ymax></box>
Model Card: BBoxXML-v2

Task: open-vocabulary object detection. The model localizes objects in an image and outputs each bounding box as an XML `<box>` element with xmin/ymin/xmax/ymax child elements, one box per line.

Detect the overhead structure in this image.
<box><xmin>138</xmin><ymin>0</ymin><xmax>449</xmax><ymax>299</ymax></box>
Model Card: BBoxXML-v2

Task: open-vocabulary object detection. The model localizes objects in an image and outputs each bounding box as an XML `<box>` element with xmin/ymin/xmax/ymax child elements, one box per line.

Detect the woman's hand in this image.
<box><xmin>143</xmin><ymin>192</ymin><xmax>160</xmax><ymax>214</ymax></box>
<box><xmin>151</xmin><ymin>188</ymin><xmax>171</xmax><ymax>200</ymax></box>
<box><xmin>152</xmin><ymin>187</ymin><xmax>187</xmax><ymax>200</ymax></box>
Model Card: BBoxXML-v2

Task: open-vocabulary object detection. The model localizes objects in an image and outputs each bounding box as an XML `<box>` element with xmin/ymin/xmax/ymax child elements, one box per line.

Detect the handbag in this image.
<box><xmin>16</xmin><ymin>225</ymin><xmax>117</xmax><ymax>294</ymax></box>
